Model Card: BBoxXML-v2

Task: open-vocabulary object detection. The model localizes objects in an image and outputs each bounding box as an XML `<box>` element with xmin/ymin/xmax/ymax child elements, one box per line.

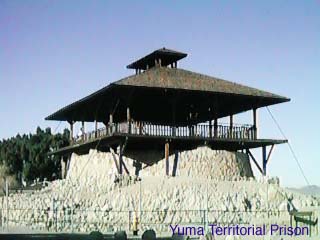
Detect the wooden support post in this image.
<box><xmin>172</xmin><ymin>100</ymin><xmax>177</xmax><ymax>137</ymax></box>
<box><xmin>262</xmin><ymin>146</ymin><xmax>267</xmax><ymax>176</ymax></box>
<box><xmin>109</xmin><ymin>113</ymin><xmax>113</xmax><ymax>134</ymax></box>
<box><xmin>95</xmin><ymin>120</ymin><xmax>98</xmax><ymax>138</ymax></box>
<box><xmin>214</xmin><ymin>118</ymin><xmax>218</xmax><ymax>137</ymax></box>
<box><xmin>266</xmin><ymin>145</ymin><xmax>275</xmax><ymax>164</ymax></box>
<box><xmin>109</xmin><ymin>113</ymin><xmax>113</xmax><ymax>124</ymax></box>
<box><xmin>119</xmin><ymin>144</ymin><xmax>123</xmax><ymax>174</ymax></box>
<box><xmin>121</xmin><ymin>159</ymin><xmax>129</xmax><ymax>175</ymax></box>
<box><xmin>81</xmin><ymin>121</ymin><xmax>85</xmax><ymax>141</ymax></box>
<box><xmin>253</xmin><ymin>108</ymin><xmax>258</xmax><ymax>139</ymax></box>
<box><xmin>247</xmin><ymin>149</ymin><xmax>264</xmax><ymax>175</ymax></box>
<box><xmin>172</xmin><ymin>126</ymin><xmax>176</xmax><ymax>137</ymax></box>
<box><xmin>172</xmin><ymin>151</ymin><xmax>179</xmax><ymax>177</ymax></box>
<box><xmin>165</xmin><ymin>142</ymin><xmax>169</xmax><ymax>176</ymax></box>
<box><xmin>134</xmin><ymin>161</ymin><xmax>142</xmax><ymax>177</ymax></box>
<box><xmin>209</xmin><ymin>120</ymin><xmax>212</xmax><ymax>138</ymax></box>
<box><xmin>111</xmin><ymin>150</ymin><xmax>120</xmax><ymax>174</ymax></box>
<box><xmin>230</xmin><ymin>115</ymin><xmax>233</xmax><ymax>138</ymax></box>
<box><xmin>127</xmin><ymin>107</ymin><xmax>131</xmax><ymax>134</ymax></box>
<box><xmin>69</xmin><ymin>121</ymin><xmax>74</xmax><ymax>144</ymax></box>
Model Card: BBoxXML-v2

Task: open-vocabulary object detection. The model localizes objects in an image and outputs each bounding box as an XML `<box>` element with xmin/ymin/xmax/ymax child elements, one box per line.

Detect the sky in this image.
<box><xmin>0</xmin><ymin>0</ymin><xmax>319</xmax><ymax>187</ymax></box>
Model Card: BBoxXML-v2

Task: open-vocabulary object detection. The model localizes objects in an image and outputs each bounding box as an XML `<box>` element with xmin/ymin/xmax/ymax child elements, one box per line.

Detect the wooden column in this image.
<box><xmin>229</xmin><ymin>115</ymin><xmax>233</xmax><ymax>138</ymax></box>
<box><xmin>172</xmin><ymin>151</ymin><xmax>179</xmax><ymax>177</ymax></box>
<box><xmin>253</xmin><ymin>108</ymin><xmax>258</xmax><ymax>139</ymax></box>
<box><xmin>172</xmin><ymin>100</ymin><xmax>177</xmax><ymax>137</ymax></box>
<box><xmin>127</xmin><ymin>107</ymin><xmax>131</xmax><ymax>134</ymax></box>
<box><xmin>95</xmin><ymin>120</ymin><xmax>98</xmax><ymax>137</ymax></box>
<box><xmin>69</xmin><ymin>121</ymin><xmax>74</xmax><ymax>144</ymax></box>
<box><xmin>119</xmin><ymin>144</ymin><xmax>123</xmax><ymax>175</ymax></box>
<box><xmin>109</xmin><ymin>113</ymin><xmax>113</xmax><ymax>124</ymax></box>
<box><xmin>109</xmin><ymin>113</ymin><xmax>113</xmax><ymax>134</ymax></box>
<box><xmin>262</xmin><ymin>146</ymin><xmax>267</xmax><ymax>176</ymax></box>
<box><xmin>209</xmin><ymin>120</ymin><xmax>212</xmax><ymax>138</ymax></box>
<box><xmin>81</xmin><ymin>121</ymin><xmax>85</xmax><ymax>141</ymax></box>
<box><xmin>214</xmin><ymin>118</ymin><xmax>218</xmax><ymax>137</ymax></box>
<box><xmin>165</xmin><ymin>142</ymin><xmax>170</xmax><ymax>176</ymax></box>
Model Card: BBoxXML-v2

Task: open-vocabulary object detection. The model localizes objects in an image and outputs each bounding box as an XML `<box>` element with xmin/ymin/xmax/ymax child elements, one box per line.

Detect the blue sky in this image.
<box><xmin>0</xmin><ymin>1</ymin><xmax>319</xmax><ymax>187</ymax></box>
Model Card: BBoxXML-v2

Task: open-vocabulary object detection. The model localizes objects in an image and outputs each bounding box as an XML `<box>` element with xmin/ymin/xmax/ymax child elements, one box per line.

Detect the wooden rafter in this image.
<box><xmin>247</xmin><ymin>149</ymin><xmax>263</xmax><ymax>175</ymax></box>
<box><xmin>266</xmin><ymin>144</ymin><xmax>275</xmax><ymax>164</ymax></box>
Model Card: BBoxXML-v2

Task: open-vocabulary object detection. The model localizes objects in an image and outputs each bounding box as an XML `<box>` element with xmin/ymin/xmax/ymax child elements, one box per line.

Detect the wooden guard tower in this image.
<box><xmin>46</xmin><ymin>48</ymin><xmax>290</xmax><ymax>177</ymax></box>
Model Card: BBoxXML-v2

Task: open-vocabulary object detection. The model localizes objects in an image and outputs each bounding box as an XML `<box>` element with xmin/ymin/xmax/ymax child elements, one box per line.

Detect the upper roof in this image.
<box><xmin>115</xmin><ymin>67</ymin><xmax>287</xmax><ymax>99</ymax></box>
<box><xmin>126</xmin><ymin>48</ymin><xmax>187</xmax><ymax>70</ymax></box>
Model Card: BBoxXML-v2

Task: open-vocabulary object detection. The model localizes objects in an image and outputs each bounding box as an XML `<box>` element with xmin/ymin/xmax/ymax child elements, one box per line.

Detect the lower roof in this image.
<box><xmin>45</xmin><ymin>66</ymin><xmax>290</xmax><ymax>124</ymax></box>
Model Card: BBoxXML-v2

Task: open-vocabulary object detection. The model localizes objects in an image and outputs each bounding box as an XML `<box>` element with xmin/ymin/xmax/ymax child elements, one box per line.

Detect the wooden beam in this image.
<box><xmin>266</xmin><ymin>144</ymin><xmax>275</xmax><ymax>164</ymax></box>
<box><xmin>127</xmin><ymin>107</ymin><xmax>131</xmax><ymax>134</ymax></box>
<box><xmin>172</xmin><ymin>151</ymin><xmax>179</xmax><ymax>177</ymax></box>
<box><xmin>253</xmin><ymin>108</ymin><xmax>258</xmax><ymax>139</ymax></box>
<box><xmin>69</xmin><ymin>121</ymin><xmax>74</xmax><ymax>144</ymax></box>
<box><xmin>111</xmin><ymin>152</ymin><xmax>120</xmax><ymax>174</ymax></box>
<box><xmin>262</xmin><ymin>146</ymin><xmax>267</xmax><ymax>176</ymax></box>
<box><xmin>81</xmin><ymin>121</ymin><xmax>85</xmax><ymax>141</ymax></box>
<box><xmin>230</xmin><ymin>115</ymin><xmax>233</xmax><ymax>138</ymax></box>
<box><xmin>247</xmin><ymin>149</ymin><xmax>263</xmax><ymax>175</ymax></box>
<box><xmin>95</xmin><ymin>120</ymin><xmax>98</xmax><ymax>138</ymax></box>
<box><xmin>214</xmin><ymin>118</ymin><xmax>218</xmax><ymax>137</ymax></box>
<box><xmin>119</xmin><ymin>145</ymin><xmax>123</xmax><ymax>175</ymax></box>
<box><xmin>165</xmin><ymin>142</ymin><xmax>169</xmax><ymax>176</ymax></box>
<box><xmin>121</xmin><ymin>158</ymin><xmax>129</xmax><ymax>175</ymax></box>
<box><xmin>109</xmin><ymin>113</ymin><xmax>113</xmax><ymax>124</ymax></box>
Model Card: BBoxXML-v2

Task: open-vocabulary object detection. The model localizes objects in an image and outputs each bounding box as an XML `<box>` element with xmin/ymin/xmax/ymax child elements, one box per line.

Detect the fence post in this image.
<box><xmin>1</xmin><ymin>206</ymin><xmax>2</xmax><ymax>231</ymax></box>
<box><xmin>71</xmin><ymin>202</ymin><xmax>74</xmax><ymax>233</ymax></box>
<box><xmin>205</xmin><ymin>182</ymin><xmax>208</xmax><ymax>232</ymax></box>
<box><xmin>5</xmin><ymin>178</ymin><xmax>9</xmax><ymax>232</ymax></box>
<box><xmin>128</xmin><ymin>210</ymin><xmax>131</xmax><ymax>232</ymax></box>
<box><xmin>139</xmin><ymin>180</ymin><xmax>142</xmax><ymax>229</ymax></box>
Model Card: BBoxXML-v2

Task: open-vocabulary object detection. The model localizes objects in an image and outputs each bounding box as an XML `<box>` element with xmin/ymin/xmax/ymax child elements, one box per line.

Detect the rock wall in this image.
<box><xmin>140</xmin><ymin>147</ymin><xmax>253</xmax><ymax>179</ymax></box>
<box><xmin>0</xmin><ymin>147</ymin><xmax>319</xmax><ymax>235</ymax></box>
<box><xmin>67</xmin><ymin>147</ymin><xmax>253</xmax><ymax>183</ymax></box>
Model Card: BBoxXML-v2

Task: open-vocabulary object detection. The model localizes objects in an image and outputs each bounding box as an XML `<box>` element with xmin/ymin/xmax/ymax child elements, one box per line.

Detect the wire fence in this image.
<box><xmin>0</xmin><ymin>206</ymin><xmax>319</xmax><ymax>236</ymax></box>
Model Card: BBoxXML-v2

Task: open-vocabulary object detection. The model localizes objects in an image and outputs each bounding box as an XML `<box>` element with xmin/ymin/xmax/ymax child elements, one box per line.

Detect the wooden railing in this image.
<box><xmin>72</xmin><ymin>121</ymin><xmax>256</xmax><ymax>144</ymax></box>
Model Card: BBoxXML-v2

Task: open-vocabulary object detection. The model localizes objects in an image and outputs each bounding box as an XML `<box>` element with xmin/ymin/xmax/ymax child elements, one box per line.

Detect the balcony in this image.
<box><xmin>72</xmin><ymin>121</ymin><xmax>256</xmax><ymax>145</ymax></box>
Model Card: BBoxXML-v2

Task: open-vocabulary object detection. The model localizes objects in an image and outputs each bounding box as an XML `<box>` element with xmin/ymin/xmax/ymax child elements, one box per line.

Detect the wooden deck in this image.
<box><xmin>73</xmin><ymin>121</ymin><xmax>256</xmax><ymax>144</ymax></box>
<box><xmin>50</xmin><ymin>122</ymin><xmax>287</xmax><ymax>156</ymax></box>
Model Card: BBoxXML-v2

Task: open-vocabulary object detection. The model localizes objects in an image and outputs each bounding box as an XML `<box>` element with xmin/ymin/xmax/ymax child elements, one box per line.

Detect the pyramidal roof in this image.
<box><xmin>127</xmin><ymin>48</ymin><xmax>187</xmax><ymax>70</ymax></box>
<box><xmin>113</xmin><ymin>66</ymin><xmax>288</xmax><ymax>100</ymax></box>
<box><xmin>45</xmin><ymin>48</ymin><xmax>289</xmax><ymax>122</ymax></box>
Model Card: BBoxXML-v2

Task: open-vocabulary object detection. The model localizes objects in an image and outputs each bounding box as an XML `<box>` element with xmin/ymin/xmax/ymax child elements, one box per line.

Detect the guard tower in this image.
<box><xmin>46</xmin><ymin>48</ymin><xmax>290</xmax><ymax>177</ymax></box>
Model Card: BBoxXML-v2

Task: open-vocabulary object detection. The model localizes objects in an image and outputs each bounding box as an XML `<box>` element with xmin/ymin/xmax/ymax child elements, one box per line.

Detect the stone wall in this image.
<box><xmin>0</xmin><ymin>147</ymin><xmax>319</xmax><ymax>235</ymax></box>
